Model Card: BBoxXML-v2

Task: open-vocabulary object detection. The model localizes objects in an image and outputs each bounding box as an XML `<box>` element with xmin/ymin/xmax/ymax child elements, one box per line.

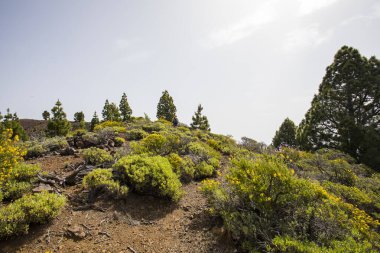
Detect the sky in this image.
<box><xmin>1</xmin><ymin>0</ymin><xmax>380</xmax><ymax>144</ymax></box>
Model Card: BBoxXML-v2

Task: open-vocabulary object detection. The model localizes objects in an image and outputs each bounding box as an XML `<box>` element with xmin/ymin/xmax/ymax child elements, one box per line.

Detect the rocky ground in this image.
<box><xmin>0</xmin><ymin>155</ymin><xmax>237</xmax><ymax>253</ymax></box>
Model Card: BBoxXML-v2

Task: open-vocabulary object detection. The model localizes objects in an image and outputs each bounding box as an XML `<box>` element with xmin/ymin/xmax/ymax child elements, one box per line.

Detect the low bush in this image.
<box><xmin>113</xmin><ymin>155</ymin><xmax>182</xmax><ymax>201</ymax></box>
<box><xmin>83</xmin><ymin>168</ymin><xmax>128</xmax><ymax>199</ymax></box>
<box><xmin>94</xmin><ymin>121</ymin><xmax>126</xmax><ymax>132</ymax></box>
<box><xmin>24</xmin><ymin>142</ymin><xmax>47</xmax><ymax>159</ymax></box>
<box><xmin>167</xmin><ymin>153</ymin><xmax>195</xmax><ymax>182</ymax></box>
<box><xmin>82</xmin><ymin>147</ymin><xmax>114</xmax><ymax>166</ymax></box>
<box><xmin>125</xmin><ymin>129</ymin><xmax>147</xmax><ymax>141</ymax></box>
<box><xmin>114</xmin><ymin>137</ymin><xmax>125</xmax><ymax>147</ymax></box>
<box><xmin>186</xmin><ymin>141</ymin><xmax>221</xmax><ymax>179</ymax></box>
<box><xmin>202</xmin><ymin>155</ymin><xmax>380</xmax><ymax>252</ymax></box>
<box><xmin>142</xmin><ymin>123</ymin><xmax>164</xmax><ymax>133</ymax></box>
<box><xmin>82</xmin><ymin>132</ymin><xmax>100</xmax><ymax>146</ymax></box>
<box><xmin>43</xmin><ymin>136</ymin><xmax>69</xmax><ymax>151</ymax></box>
<box><xmin>0</xmin><ymin>192</ymin><xmax>66</xmax><ymax>238</ymax></box>
<box><xmin>1</xmin><ymin>163</ymin><xmax>40</xmax><ymax>201</ymax></box>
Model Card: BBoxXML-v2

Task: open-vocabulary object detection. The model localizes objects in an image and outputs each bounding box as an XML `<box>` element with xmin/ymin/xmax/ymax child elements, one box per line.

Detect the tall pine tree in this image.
<box><xmin>90</xmin><ymin>111</ymin><xmax>100</xmax><ymax>131</ymax></box>
<box><xmin>190</xmin><ymin>104</ymin><xmax>210</xmax><ymax>131</ymax></box>
<box><xmin>102</xmin><ymin>99</ymin><xmax>121</xmax><ymax>121</ymax></box>
<box><xmin>47</xmin><ymin>100</ymin><xmax>71</xmax><ymax>137</ymax></box>
<box><xmin>119</xmin><ymin>92</ymin><xmax>132</xmax><ymax>122</ymax></box>
<box><xmin>156</xmin><ymin>90</ymin><xmax>177</xmax><ymax>122</ymax></box>
<box><xmin>74</xmin><ymin>111</ymin><xmax>85</xmax><ymax>129</ymax></box>
<box><xmin>297</xmin><ymin>46</ymin><xmax>380</xmax><ymax>169</ymax></box>
<box><xmin>272</xmin><ymin>118</ymin><xmax>297</xmax><ymax>148</ymax></box>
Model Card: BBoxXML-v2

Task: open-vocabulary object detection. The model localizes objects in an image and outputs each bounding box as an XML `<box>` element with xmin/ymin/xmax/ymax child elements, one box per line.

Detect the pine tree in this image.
<box><xmin>119</xmin><ymin>92</ymin><xmax>132</xmax><ymax>122</ymax></box>
<box><xmin>190</xmin><ymin>104</ymin><xmax>210</xmax><ymax>131</ymax></box>
<box><xmin>42</xmin><ymin>110</ymin><xmax>50</xmax><ymax>120</ymax></box>
<box><xmin>0</xmin><ymin>109</ymin><xmax>28</xmax><ymax>140</ymax></box>
<box><xmin>272</xmin><ymin>118</ymin><xmax>297</xmax><ymax>148</ymax></box>
<box><xmin>102</xmin><ymin>99</ymin><xmax>121</xmax><ymax>121</ymax></box>
<box><xmin>74</xmin><ymin>111</ymin><xmax>85</xmax><ymax>129</ymax></box>
<box><xmin>156</xmin><ymin>90</ymin><xmax>177</xmax><ymax>122</ymax></box>
<box><xmin>46</xmin><ymin>100</ymin><xmax>71</xmax><ymax>137</ymax></box>
<box><xmin>297</xmin><ymin>46</ymin><xmax>380</xmax><ymax>169</ymax></box>
<box><xmin>90</xmin><ymin>111</ymin><xmax>100</xmax><ymax>131</ymax></box>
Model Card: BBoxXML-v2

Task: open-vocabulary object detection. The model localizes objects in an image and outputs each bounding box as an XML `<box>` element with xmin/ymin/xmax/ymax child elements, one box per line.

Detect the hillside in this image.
<box><xmin>1</xmin><ymin>118</ymin><xmax>380</xmax><ymax>252</ymax></box>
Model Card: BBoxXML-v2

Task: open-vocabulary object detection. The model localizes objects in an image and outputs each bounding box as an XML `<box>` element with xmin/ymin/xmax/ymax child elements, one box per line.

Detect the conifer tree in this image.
<box><xmin>0</xmin><ymin>109</ymin><xmax>28</xmax><ymax>140</ymax></box>
<box><xmin>272</xmin><ymin>118</ymin><xmax>297</xmax><ymax>148</ymax></box>
<box><xmin>297</xmin><ymin>46</ymin><xmax>380</xmax><ymax>169</ymax></box>
<box><xmin>90</xmin><ymin>111</ymin><xmax>100</xmax><ymax>131</ymax></box>
<box><xmin>119</xmin><ymin>92</ymin><xmax>132</xmax><ymax>122</ymax></box>
<box><xmin>46</xmin><ymin>100</ymin><xmax>71</xmax><ymax>137</ymax></box>
<box><xmin>190</xmin><ymin>104</ymin><xmax>210</xmax><ymax>131</ymax></box>
<box><xmin>156</xmin><ymin>90</ymin><xmax>177</xmax><ymax>122</ymax></box>
<box><xmin>42</xmin><ymin>110</ymin><xmax>50</xmax><ymax>120</ymax></box>
<box><xmin>74</xmin><ymin>111</ymin><xmax>85</xmax><ymax>129</ymax></box>
<box><xmin>102</xmin><ymin>99</ymin><xmax>121</xmax><ymax>121</ymax></box>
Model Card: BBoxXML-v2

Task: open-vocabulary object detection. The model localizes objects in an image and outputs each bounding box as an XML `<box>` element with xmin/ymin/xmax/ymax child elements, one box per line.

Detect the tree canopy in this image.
<box><xmin>46</xmin><ymin>100</ymin><xmax>71</xmax><ymax>137</ymax></box>
<box><xmin>272</xmin><ymin>118</ymin><xmax>297</xmax><ymax>148</ymax></box>
<box><xmin>297</xmin><ymin>46</ymin><xmax>380</xmax><ymax>170</ymax></box>
<box><xmin>156</xmin><ymin>90</ymin><xmax>177</xmax><ymax>122</ymax></box>
<box><xmin>119</xmin><ymin>92</ymin><xmax>132</xmax><ymax>122</ymax></box>
<box><xmin>190</xmin><ymin>104</ymin><xmax>210</xmax><ymax>131</ymax></box>
<box><xmin>102</xmin><ymin>99</ymin><xmax>121</xmax><ymax>122</ymax></box>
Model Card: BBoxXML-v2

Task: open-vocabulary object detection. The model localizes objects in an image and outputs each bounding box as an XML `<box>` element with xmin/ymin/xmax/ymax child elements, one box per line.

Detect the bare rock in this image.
<box><xmin>32</xmin><ymin>183</ymin><xmax>53</xmax><ymax>193</ymax></box>
<box><xmin>66</xmin><ymin>225</ymin><xmax>86</xmax><ymax>239</ymax></box>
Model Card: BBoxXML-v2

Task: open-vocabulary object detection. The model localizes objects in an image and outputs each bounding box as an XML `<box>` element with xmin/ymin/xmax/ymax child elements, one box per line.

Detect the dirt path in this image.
<box><xmin>0</xmin><ymin>156</ymin><xmax>236</xmax><ymax>253</ymax></box>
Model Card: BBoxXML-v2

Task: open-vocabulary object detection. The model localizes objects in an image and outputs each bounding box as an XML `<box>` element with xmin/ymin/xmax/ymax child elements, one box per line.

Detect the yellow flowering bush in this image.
<box><xmin>0</xmin><ymin>129</ymin><xmax>26</xmax><ymax>184</ymax></box>
<box><xmin>113</xmin><ymin>155</ymin><xmax>182</xmax><ymax>201</ymax></box>
<box><xmin>82</xmin><ymin>147</ymin><xmax>114</xmax><ymax>166</ymax></box>
<box><xmin>202</xmin><ymin>155</ymin><xmax>380</xmax><ymax>252</ymax></box>
<box><xmin>83</xmin><ymin>168</ymin><xmax>128</xmax><ymax>199</ymax></box>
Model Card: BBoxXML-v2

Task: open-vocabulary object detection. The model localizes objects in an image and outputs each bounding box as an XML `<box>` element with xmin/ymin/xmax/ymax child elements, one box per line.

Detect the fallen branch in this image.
<box><xmin>127</xmin><ymin>246</ymin><xmax>137</xmax><ymax>253</ymax></box>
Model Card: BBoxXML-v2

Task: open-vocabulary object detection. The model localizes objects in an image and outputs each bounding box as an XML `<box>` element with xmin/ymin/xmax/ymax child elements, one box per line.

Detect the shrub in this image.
<box><xmin>142</xmin><ymin>123</ymin><xmax>164</xmax><ymax>133</ymax></box>
<box><xmin>134</xmin><ymin>133</ymin><xmax>167</xmax><ymax>155</ymax></box>
<box><xmin>113</xmin><ymin>155</ymin><xmax>182</xmax><ymax>201</ymax></box>
<box><xmin>114</xmin><ymin>137</ymin><xmax>125</xmax><ymax>147</ymax></box>
<box><xmin>2</xmin><ymin>181</ymin><xmax>32</xmax><ymax>200</ymax></box>
<box><xmin>0</xmin><ymin>129</ymin><xmax>26</xmax><ymax>184</ymax></box>
<box><xmin>82</xmin><ymin>132</ymin><xmax>100</xmax><ymax>146</ymax></box>
<box><xmin>1</xmin><ymin>163</ymin><xmax>41</xmax><ymax>201</ymax></box>
<box><xmin>125</xmin><ymin>129</ymin><xmax>147</xmax><ymax>141</ymax></box>
<box><xmin>94</xmin><ymin>121</ymin><xmax>126</xmax><ymax>133</ymax></box>
<box><xmin>25</xmin><ymin>142</ymin><xmax>47</xmax><ymax>159</ymax></box>
<box><xmin>202</xmin><ymin>156</ymin><xmax>380</xmax><ymax>252</ymax></box>
<box><xmin>167</xmin><ymin>153</ymin><xmax>195</xmax><ymax>182</ymax></box>
<box><xmin>186</xmin><ymin>141</ymin><xmax>221</xmax><ymax>179</ymax></box>
<box><xmin>0</xmin><ymin>192</ymin><xmax>66</xmax><ymax>238</ymax></box>
<box><xmin>43</xmin><ymin>136</ymin><xmax>69</xmax><ymax>151</ymax></box>
<box><xmin>82</xmin><ymin>147</ymin><xmax>114</xmax><ymax>166</ymax></box>
<box><xmin>83</xmin><ymin>168</ymin><xmax>128</xmax><ymax>199</ymax></box>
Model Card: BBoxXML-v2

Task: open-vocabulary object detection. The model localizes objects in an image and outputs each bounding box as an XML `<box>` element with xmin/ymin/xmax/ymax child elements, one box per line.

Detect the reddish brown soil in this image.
<box><xmin>0</xmin><ymin>155</ymin><xmax>237</xmax><ymax>253</ymax></box>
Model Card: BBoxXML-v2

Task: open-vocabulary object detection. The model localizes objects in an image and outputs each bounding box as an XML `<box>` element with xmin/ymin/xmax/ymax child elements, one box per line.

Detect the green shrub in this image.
<box><xmin>114</xmin><ymin>137</ymin><xmax>125</xmax><ymax>147</ymax></box>
<box><xmin>10</xmin><ymin>163</ymin><xmax>40</xmax><ymax>181</ymax></box>
<box><xmin>113</xmin><ymin>155</ymin><xmax>182</xmax><ymax>201</ymax></box>
<box><xmin>82</xmin><ymin>132</ymin><xmax>100</xmax><ymax>146</ymax></box>
<box><xmin>125</xmin><ymin>129</ymin><xmax>147</xmax><ymax>141</ymax></box>
<box><xmin>186</xmin><ymin>141</ymin><xmax>221</xmax><ymax>179</ymax></box>
<box><xmin>1</xmin><ymin>163</ymin><xmax>41</xmax><ymax>201</ymax></box>
<box><xmin>0</xmin><ymin>192</ymin><xmax>66</xmax><ymax>238</ymax></box>
<box><xmin>94</xmin><ymin>121</ymin><xmax>125</xmax><ymax>131</ymax></box>
<box><xmin>142</xmin><ymin>123</ymin><xmax>164</xmax><ymax>133</ymax></box>
<box><xmin>167</xmin><ymin>153</ymin><xmax>195</xmax><ymax>182</ymax></box>
<box><xmin>83</xmin><ymin>168</ymin><xmax>128</xmax><ymax>198</ymax></box>
<box><xmin>25</xmin><ymin>142</ymin><xmax>47</xmax><ymax>159</ymax></box>
<box><xmin>82</xmin><ymin>147</ymin><xmax>114</xmax><ymax>165</ymax></box>
<box><xmin>323</xmin><ymin>181</ymin><xmax>372</xmax><ymax>207</ymax></box>
<box><xmin>2</xmin><ymin>181</ymin><xmax>32</xmax><ymax>200</ymax></box>
<box><xmin>202</xmin><ymin>155</ymin><xmax>380</xmax><ymax>252</ymax></box>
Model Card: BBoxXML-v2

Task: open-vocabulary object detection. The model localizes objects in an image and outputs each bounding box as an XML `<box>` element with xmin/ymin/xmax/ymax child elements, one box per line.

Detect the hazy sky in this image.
<box><xmin>1</xmin><ymin>0</ymin><xmax>380</xmax><ymax>143</ymax></box>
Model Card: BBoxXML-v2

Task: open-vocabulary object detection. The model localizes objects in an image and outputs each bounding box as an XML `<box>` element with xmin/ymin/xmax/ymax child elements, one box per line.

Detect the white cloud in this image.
<box><xmin>297</xmin><ymin>0</ymin><xmax>341</xmax><ymax>16</ymax></box>
<box><xmin>200</xmin><ymin>0</ymin><xmax>278</xmax><ymax>49</ymax></box>
<box><xmin>340</xmin><ymin>2</ymin><xmax>380</xmax><ymax>25</ymax></box>
<box><xmin>119</xmin><ymin>51</ymin><xmax>151</xmax><ymax>63</ymax></box>
<box><xmin>114</xmin><ymin>38</ymin><xmax>140</xmax><ymax>51</ymax></box>
<box><xmin>283</xmin><ymin>24</ymin><xmax>332</xmax><ymax>52</ymax></box>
